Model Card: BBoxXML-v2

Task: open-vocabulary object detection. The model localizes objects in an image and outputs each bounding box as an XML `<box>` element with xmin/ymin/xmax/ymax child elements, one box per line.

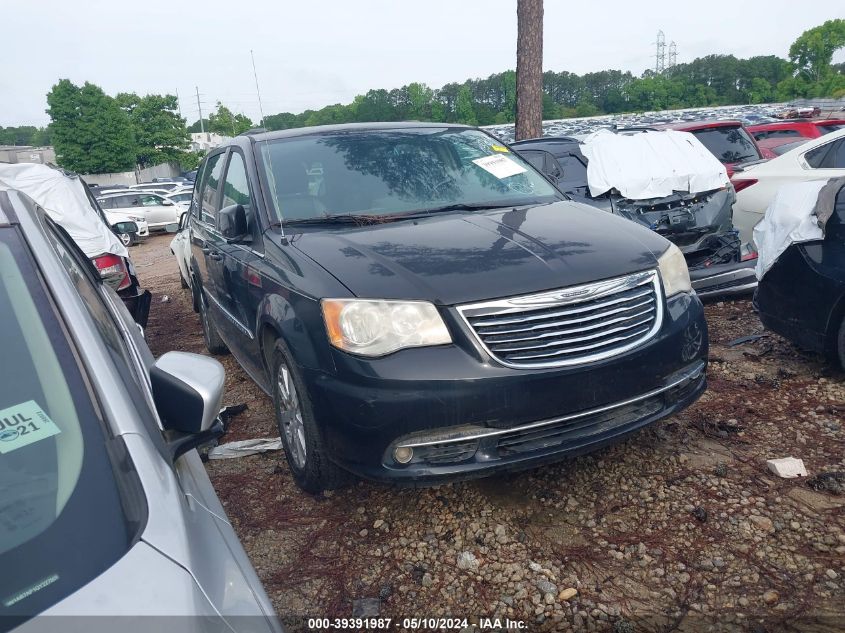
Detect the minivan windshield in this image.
<box><xmin>0</xmin><ymin>228</ymin><xmax>132</xmax><ymax>628</ymax></box>
<box><xmin>257</xmin><ymin>128</ymin><xmax>562</xmax><ymax>223</ymax></box>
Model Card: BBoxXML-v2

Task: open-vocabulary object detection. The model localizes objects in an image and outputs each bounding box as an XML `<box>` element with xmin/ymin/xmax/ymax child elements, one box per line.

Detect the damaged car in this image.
<box><xmin>753</xmin><ymin>177</ymin><xmax>845</xmax><ymax>368</ymax></box>
<box><xmin>0</xmin><ymin>163</ymin><xmax>151</xmax><ymax>327</ymax></box>
<box><xmin>189</xmin><ymin>122</ymin><xmax>708</xmax><ymax>493</ymax></box>
<box><xmin>512</xmin><ymin>130</ymin><xmax>757</xmax><ymax>298</ymax></box>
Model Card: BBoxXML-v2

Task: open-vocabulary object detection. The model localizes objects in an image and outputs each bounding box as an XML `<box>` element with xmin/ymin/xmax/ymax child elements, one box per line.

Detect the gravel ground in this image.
<box><xmin>135</xmin><ymin>234</ymin><xmax>844</xmax><ymax>632</ymax></box>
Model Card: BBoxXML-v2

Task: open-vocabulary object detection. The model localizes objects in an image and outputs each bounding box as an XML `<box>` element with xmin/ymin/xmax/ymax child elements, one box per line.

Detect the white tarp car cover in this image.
<box><xmin>753</xmin><ymin>179</ymin><xmax>828</xmax><ymax>280</ymax></box>
<box><xmin>0</xmin><ymin>163</ymin><xmax>128</xmax><ymax>259</ymax></box>
<box><xmin>581</xmin><ymin>129</ymin><xmax>730</xmax><ymax>200</ymax></box>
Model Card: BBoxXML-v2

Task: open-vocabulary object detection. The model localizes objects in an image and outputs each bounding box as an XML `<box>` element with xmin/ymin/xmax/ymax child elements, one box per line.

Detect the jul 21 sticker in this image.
<box><xmin>0</xmin><ymin>400</ymin><xmax>61</xmax><ymax>454</ymax></box>
<box><xmin>472</xmin><ymin>154</ymin><xmax>527</xmax><ymax>179</ymax></box>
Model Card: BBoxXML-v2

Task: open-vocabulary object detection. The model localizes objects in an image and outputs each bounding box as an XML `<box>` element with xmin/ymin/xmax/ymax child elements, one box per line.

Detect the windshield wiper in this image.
<box><xmin>282</xmin><ymin>214</ymin><xmax>385</xmax><ymax>226</ymax></box>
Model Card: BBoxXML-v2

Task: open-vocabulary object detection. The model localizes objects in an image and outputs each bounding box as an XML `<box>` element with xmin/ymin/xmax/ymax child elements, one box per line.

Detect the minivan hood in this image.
<box><xmin>290</xmin><ymin>201</ymin><xmax>670</xmax><ymax>305</ymax></box>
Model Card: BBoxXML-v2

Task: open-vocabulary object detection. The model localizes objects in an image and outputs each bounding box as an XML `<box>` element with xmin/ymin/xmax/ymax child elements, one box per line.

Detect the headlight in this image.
<box><xmin>321</xmin><ymin>299</ymin><xmax>452</xmax><ymax>357</ymax></box>
<box><xmin>657</xmin><ymin>243</ymin><xmax>692</xmax><ymax>297</ymax></box>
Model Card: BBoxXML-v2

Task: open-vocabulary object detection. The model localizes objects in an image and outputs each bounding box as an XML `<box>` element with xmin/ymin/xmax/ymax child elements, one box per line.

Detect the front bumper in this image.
<box><xmin>690</xmin><ymin>258</ymin><xmax>757</xmax><ymax>299</ymax></box>
<box><xmin>303</xmin><ymin>292</ymin><xmax>708</xmax><ymax>483</ymax></box>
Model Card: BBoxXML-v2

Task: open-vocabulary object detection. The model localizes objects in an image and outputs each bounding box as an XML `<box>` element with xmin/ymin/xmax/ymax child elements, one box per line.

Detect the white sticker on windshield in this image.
<box><xmin>0</xmin><ymin>401</ymin><xmax>61</xmax><ymax>454</ymax></box>
<box><xmin>472</xmin><ymin>154</ymin><xmax>527</xmax><ymax>179</ymax></box>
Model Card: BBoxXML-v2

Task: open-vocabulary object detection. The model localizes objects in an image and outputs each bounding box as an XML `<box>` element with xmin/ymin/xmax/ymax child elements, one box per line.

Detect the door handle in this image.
<box><xmin>201</xmin><ymin>246</ymin><xmax>211</xmax><ymax>253</ymax></box>
<box><xmin>209</xmin><ymin>252</ymin><xmax>223</xmax><ymax>261</ymax></box>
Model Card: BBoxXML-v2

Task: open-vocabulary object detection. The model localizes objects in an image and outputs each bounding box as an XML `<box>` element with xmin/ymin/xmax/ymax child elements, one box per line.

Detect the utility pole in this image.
<box><xmin>515</xmin><ymin>0</ymin><xmax>544</xmax><ymax>140</ymax></box>
<box><xmin>196</xmin><ymin>86</ymin><xmax>205</xmax><ymax>134</ymax></box>
<box><xmin>176</xmin><ymin>88</ymin><xmax>183</xmax><ymax>119</ymax></box>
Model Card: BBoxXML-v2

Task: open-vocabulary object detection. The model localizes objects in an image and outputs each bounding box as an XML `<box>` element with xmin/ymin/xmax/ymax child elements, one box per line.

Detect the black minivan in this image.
<box><xmin>188</xmin><ymin>122</ymin><xmax>708</xmax><ymax>492</ymax></box>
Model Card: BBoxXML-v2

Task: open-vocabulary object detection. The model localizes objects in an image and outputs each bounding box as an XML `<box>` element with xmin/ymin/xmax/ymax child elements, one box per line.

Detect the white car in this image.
<box><xmin>103</xmin><ymin>209</ymin><xmax>149</xmax><ymax>245</ymax></box>
<box><xmin>733</xmin><ymin>128</ymin><xmax>845</xmax><ymax>244</ymax></box>
<box><xmin>130</xmin><ymin>181</ymin><xmax>184</xmax><ymax>192</ymax></box>
<box><xmin>97</xmin><ymin>191</ymin><xmax>181</xmax><ymax>231</ymax></box>
<box><xmin>165</xmin><ymin>190</ymin><xmax>193</xmax><ymax>210</ymax></box>
<box><xmin>169</xmin><ymin>209</ymin><xmax>192</xmax><ymax>288</ymax></box>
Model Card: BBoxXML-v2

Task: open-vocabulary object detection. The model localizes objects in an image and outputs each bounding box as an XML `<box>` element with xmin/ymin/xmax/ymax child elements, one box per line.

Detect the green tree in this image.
<box><xmin>208</xmin><ymin>103</ymin><xmax>254</xmax><ymax>136</ymax></box>
<box><xmin>789</xmin><ymin>19</ymin><xmax>845</xmax><ymax>83</ymax></box>
<box><xmin>455</xmin><ymin>86</ymin><xmax>478</xmax><ymax>125</ymax></box>
<box><xmin>46</xmin><ymin>79</ymin><xmax>135</xmax><ymax>173</ymax></box>
<box><xmin>406</xmin><ymin>82</ymin><xmax>434</xmax><ymax>120</ymax></box>
<box><xmin>117</xmin><ymin>92</ymin><xmax>189</xmax><ymax>167</ymax></box>
<box><xmin>187</xmin><ymin>118</ymin><xmax>209</xmax><ymax>133</ymax></box>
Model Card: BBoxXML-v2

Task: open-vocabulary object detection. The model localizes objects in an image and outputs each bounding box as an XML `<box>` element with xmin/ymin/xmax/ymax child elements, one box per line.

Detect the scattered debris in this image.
<box><xmin>767</xmin><ymin>457</ymin><xmax>808</xmax><ymax>478</ymax></box>
<box><xmin>691</xmin><ymin>506</ymin><xmax>708</xmax><ymax>522</ymax></box>
<box><xmin>219</xmin><ymin>402</ymin><xmax>249</xmax><ymax>430</ymax></box>
<box><xmin>456</xmin><ymin>551</ymin><xmax>480</xmax><ymax>571</ymax></box>
<box><xmin>351</xmin><ymin>598</ymin><xmax>380</xmax><ymax>618</ymax></box>
<box><xmin>559</xmin><ymin>588</ymin><xmax>578</xmax><ymax>601</ymax></box>
<box><xmin>726</xmin><ymin>333</ymin><xmax>767</xmax><ymax>347</ymax></box>
<box><xmin>160</xmin><ymin>294</ymin><xmax>170</xmax><ymax>303</ymax></box>
<box><xmin>206</xmin><ymin>437</ymin><xmax>282</xmax><ymax>459</ymax></box>
<box><xmin>807</xmin><ymin>472</ymin><xmax>845</xmax><ymax>495</ymax></box>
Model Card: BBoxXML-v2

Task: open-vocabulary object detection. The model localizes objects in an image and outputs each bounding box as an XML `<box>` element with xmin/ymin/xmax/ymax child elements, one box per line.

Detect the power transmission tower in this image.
<box><xmin>668</xmin><ymin>41</ymin><xmax>678</xmax><ymax>68</ymax></box>
<box><xmin>655</xmin><ymin>30</ymin><xmax>666</xmax><ymax>74</ymax></box>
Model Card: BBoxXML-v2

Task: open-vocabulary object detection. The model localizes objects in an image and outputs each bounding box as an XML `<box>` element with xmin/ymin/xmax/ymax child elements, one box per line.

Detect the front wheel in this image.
<box><xmin>272</xmin><ymin>340</ymin><xmax>348</xmax><ymax>493</ymax></box>
<box><xmin>118</xmin><ymin>232</ymin><xmax>133</xmax><ymax>247</ymax></box>
<box><xmin>837</xmin><ymin>316</ymin><xmax>845</xmax><ymax>370</ymax></box>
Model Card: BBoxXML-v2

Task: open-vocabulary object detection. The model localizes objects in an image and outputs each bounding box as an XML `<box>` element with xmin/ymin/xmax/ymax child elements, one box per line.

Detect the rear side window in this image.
<box><xmin>819</xmin><ymin>124</ymin><xmax>845</xmax><ymax>135</ymax></box>
<box><xmin>805</xmin><ymin>139</ymin><xmax>844</xmax><ymax>169</ymax></box>
<box><xmin>0</xmin><ymin>227</ymin><xmax>132</xmax><ymax>626</ymax></box>
<box><xmin>692</xmin><ymin>126</ymin><xmax>760</xmax><ymax>164</ymax></box>
<box><xmin>98</xmin><ymin>197</ymin><xmax>114</xmax><ymax>209</ymax></box>
<box><xmin>198</xmin><ymin>153</ymin><xmax>225</xmax><ymax>225</ymax></box>
<box><xmin>756</xmin><ymin>129</ymin><xmax>802</xmax><ymax>140</ymax></box>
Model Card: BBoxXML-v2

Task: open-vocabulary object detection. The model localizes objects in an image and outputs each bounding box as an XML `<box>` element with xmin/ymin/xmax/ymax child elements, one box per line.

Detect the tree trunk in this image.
<box><xmin>515</xmin><ymin>0</ymin><xmax>543</xmax><ymax>140</ymax></box>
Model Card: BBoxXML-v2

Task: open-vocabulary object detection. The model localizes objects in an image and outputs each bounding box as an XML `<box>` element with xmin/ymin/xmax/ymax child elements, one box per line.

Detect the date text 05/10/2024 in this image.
<box><xmin>306</xmin><ymin>617</ymin><xmax>526</xmax><ymax>630</ymax></box>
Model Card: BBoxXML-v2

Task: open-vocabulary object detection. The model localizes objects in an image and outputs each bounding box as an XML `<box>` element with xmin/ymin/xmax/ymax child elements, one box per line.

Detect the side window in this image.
<box><xmin>221</xmin><ymin>152</ymin><xmax>256</xmax><ymax>234</ymax></box>
<box><xmin>828</xmin><ymin>140</ymin><xmax>845</xmax><ymax>169</ymax></box>
<box><xmin>221</xmin><ymin>152</ymin><xmax>253</xmax><ymax>209</ymax></box>
<box><xmin>199</xmin><ymin>152</ymin><xmax>225</xmax><ymax>225</ymax></box>
<box><xmin>98</xmin><ymin>197</ymin><xmax>113</xmax><ymax>209</ymax></box>
<box><xmin>140</xmin><ymin>194</ymin><xmax>162</xmax><ymax>207</ymax></box>
<box><xmin>520</xmin><ymin>151</ymin><xmax>548</xmax><ymax>174</ymax></box>
<box><xmin>805</xmin><ymin>140</ymin><xmax>839</xmax><ymax>169</ymax></box>
<box><xmin>43</xmin><ymin>224</ymin><xmax>146</xmax><ymax>394</ymax></box>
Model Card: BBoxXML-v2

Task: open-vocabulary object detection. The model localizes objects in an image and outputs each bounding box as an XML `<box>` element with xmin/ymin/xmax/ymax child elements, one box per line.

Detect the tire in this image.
<box><xmin>199</xmin><ymin>290</ymin><xmax>229</xmax><ymax>355</ymax></box>
<box><xmin>180</xmin><ymin>273</ymin><xmax>189</xmax><ymax>289</ymax></box>
<box><xmin>271</xmin><ymin>339</ymin><xmax>349</xmax><ymax>493</ymax></box>
<box><xmin>118</xmin><ymin>232</ymin><xmax>133</xmax><ymax>247</ymax></box>
<box><xmin>191</xmin><ymin>276</ymin><xmax>200</xmax><ymax>313</ymax></box>
<box><xmin>837</xmin><ymin>317</ymin><xmax>845</xmax><ymax>370</ymax></box>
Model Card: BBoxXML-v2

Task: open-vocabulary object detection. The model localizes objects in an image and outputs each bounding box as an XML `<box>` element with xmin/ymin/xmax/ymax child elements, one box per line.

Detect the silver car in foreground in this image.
<box><xmin>0</xmin><ymin>188</ymin><xmax>281</xmax><ymax>633</ymax></box>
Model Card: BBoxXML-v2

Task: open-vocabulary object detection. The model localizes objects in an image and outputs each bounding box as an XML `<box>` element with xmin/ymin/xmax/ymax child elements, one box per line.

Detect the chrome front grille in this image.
<box><xmin>457</xmin><ymin>270</ymin><xmax>663</xmax><ymax>368</ymax></box>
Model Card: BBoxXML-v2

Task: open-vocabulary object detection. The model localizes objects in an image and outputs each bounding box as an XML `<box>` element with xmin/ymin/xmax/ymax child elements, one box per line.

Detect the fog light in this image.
<box><xmin>393</xmin><ymin>446</ymin><xmax>413</xmax><ymax>464</ymax></box>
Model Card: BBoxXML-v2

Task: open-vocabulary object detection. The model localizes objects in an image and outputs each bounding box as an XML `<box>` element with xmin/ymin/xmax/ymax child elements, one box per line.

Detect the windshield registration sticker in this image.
<box><xmin>491</xmin><ymin>144</ymin><xmax>510</xmax><ymax>153</ymax></box>
<box><xmin>0</xmin><ymin>401</ymin><xmax>61</xmax><ymax>454</ymax></box>
<box><xmin>472</xmin><ymin>154</ymin><xmax>526</xmax><ymax>179</ymax></box>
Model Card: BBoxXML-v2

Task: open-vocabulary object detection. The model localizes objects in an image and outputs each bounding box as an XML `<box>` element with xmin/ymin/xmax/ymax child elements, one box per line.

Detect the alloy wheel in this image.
<box><xmin>277</xmin><ymin>362</ymin><xmax>307</xmax><ymax>470</ymax></box>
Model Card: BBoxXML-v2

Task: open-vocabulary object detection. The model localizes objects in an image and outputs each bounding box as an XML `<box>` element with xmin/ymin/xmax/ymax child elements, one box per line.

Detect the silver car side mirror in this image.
<box><xmin>150</xmin><ymin>351</ymin><xmax>226</xmax><ymax>458</ymax></box>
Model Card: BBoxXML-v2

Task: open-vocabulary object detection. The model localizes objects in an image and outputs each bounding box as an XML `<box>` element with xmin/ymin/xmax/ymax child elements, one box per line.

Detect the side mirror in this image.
<box><xmin>218</xmin><ymin>203</ymin><xmax>249</xmax><ymax>242</ymax></box>
<box><xmin>165</xmin><ymin>222</ymin><xmax>179</xmax><ymax>233</ymax></box>
<box><xmin>112</xmin><ymin>221</ymin><xmax>138</xmax><ymax>234</ymax></box>
<box><xmin>162</xmin><ymin>199</ymin><xmax>175</xmax><ymax>206</ymax></box>
<box><xmin>149</xmin><ymin>351</ymin><xmax>226</xmax><ymax>459</ymax></box>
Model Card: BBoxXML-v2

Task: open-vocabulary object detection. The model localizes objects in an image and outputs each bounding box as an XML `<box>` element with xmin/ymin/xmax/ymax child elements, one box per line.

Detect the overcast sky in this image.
<box><xmin>3</xmin><ymin>0</ymin><xmax>843</xmax><ymax>127</ymax></box>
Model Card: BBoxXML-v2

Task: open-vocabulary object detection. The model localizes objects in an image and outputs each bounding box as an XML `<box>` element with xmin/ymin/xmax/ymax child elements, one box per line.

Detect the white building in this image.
<box><xmin>190</xmin><ymin>132</ymin><xmax>231</xmax><ymax>153</ymax></box>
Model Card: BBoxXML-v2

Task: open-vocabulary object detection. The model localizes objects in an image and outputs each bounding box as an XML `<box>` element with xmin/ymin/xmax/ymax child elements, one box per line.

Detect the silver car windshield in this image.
<box><xmin>257</xmin><ymin>128</ymin><xmax>562</xmax><ymax>223</ymax></box>
<box><xmin>0</xmin><ymin>228</ymin><xmax>131</xmax><ymax>625</ymax></box>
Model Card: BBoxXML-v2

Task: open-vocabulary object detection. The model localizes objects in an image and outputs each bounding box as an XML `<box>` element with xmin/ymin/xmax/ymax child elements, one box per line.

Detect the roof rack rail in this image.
<box><xmin>240</xmin><ymin>127</ymin><xmax>267</xmax><ymax>136</ymax></box>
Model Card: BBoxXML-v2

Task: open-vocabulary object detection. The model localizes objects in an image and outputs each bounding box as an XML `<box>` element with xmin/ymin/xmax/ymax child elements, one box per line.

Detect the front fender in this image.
<box><xmin>256</xmin><ymin>292</ymin><xmax>336</xmax><ymax>375</ymax></box>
